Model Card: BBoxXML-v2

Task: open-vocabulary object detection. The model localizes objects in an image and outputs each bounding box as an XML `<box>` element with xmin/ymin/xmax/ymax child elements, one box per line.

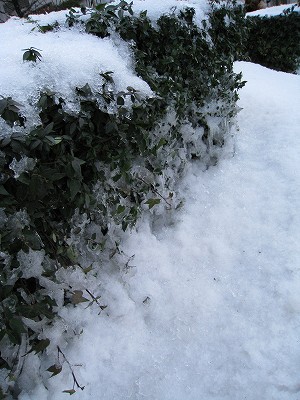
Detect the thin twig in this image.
<box><xmin>136</xmin><ymin>176</ymin><xmax>172</xmax><ymax>209</ymax></box>
<box><xmin>85</xmin><ymin>289</ymin><xmax>107</xmax><ymax>314</ymax></box>
<box><xmin>57</xmin><ymin>346</ymin><xmax>84</xmax><ymax>391</ymax></box>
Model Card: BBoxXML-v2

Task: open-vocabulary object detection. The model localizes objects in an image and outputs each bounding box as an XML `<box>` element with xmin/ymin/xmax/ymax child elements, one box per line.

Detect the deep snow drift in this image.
<box><xmin>17</xmin><ymin>62</ymin><xmax>300</xmax><ymax>399</ymax></box>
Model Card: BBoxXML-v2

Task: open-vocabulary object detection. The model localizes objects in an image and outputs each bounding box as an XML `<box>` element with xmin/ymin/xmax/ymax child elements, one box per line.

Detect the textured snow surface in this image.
<box><xmin>247</xmin><ymin>3</ymin><xmax>300</xmax><ymax>17</ymax></box>
<box><xmin>0</xmin><ymin>13</ymin><xmax>152</xmax><ymax>129</ymax></box>
<box><xmin>18</xmin><ymin>62</ymin><xmax>300</xmax><ymax>399</ymax></box>
<box><xmin>112</xmin><ymin>0</ymin><xmax>209</xmax><ymax>23</ymax></box>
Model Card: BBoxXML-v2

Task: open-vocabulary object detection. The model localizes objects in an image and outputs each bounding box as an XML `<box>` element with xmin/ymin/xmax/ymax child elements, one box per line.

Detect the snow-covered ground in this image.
<box><xmin>18</xmin><ymin>62</ymin><xmax>300</xmax><ymax>399</ymax></box>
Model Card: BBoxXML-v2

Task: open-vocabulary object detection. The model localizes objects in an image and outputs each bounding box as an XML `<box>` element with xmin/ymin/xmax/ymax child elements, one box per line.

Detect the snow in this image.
<box><xmin>111</xmin><ymin>0</ymin><xmax>209</xmax><ymax>23</ymax></box>
<box><xmin>0</xmin><ymin>14</ymin><xmax>152</xmax><ymax>129</ymax></box>
<box><xmin>1</xmin><ymin>2</ymin><xmax>300</xmax><ymax>399</ymax></box>
<box><xmin>17</xmin><ymin>61</ymin><xmax>300</xmax><ymax>399</ymax></box>
<box><xmin>0</xmin><ymin>0</ymin><xmax>213</xmax><ymax>131</ymax></box>
<box><xmin>247</xmin><ymin>3</ymin><xmax>300</xmax><ymax>17</ymax></box>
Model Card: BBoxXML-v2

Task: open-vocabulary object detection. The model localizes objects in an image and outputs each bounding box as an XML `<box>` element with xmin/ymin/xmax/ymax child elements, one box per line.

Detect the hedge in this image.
<box><xmin>245</xmin><ymin>6</ymin><xmax>300</xmax><ymax>73</ymax></box>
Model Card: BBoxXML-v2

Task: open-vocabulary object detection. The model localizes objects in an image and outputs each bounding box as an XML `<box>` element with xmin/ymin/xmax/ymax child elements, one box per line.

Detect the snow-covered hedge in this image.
<box><xmin>245</xmin><ymin>5</ymin><xmax>300</xmax><ymax>73</ymax></box>
<box><xmin>0</xmin><ymin>0</ymin><xmax>245</xmax><ymax>396</ymax></box>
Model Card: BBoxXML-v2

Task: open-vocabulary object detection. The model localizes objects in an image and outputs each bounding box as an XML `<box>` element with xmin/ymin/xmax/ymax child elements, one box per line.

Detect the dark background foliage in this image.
<box><xmin>245</xmin><ymin>8</ymin><xmax>300</xmax><ymax>73</ymax></box>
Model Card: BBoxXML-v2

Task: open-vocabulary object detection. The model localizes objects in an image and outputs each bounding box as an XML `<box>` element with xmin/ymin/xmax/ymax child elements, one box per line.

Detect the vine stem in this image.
<box><xmin>85</xmin><ymin>289</ymin><xmax>107</xmax><ymax>314</ymax></box>
<box><xmin>136</xmin><ymin>176</ymin><xmax>172</xmax><ymax>209</ymax></box>
<box><xmin>57</xmin><ymin>346</ymin><xmax>84</xmax><ymax>391</ymax></box>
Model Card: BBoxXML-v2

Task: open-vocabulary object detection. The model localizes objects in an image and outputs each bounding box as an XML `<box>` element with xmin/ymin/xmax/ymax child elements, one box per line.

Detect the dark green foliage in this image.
<box><xmin>85</xmin><ymin>1</ymin><xmax>133</xmax><ymax>36</ymax></box>
<box><xmin>0</xmin><ymin>97</ymin><xmax>25</xmax><ymax>127</ymax></box>
<box><xmin>0</xmin><ymin>82</ymin><xmax>168</xmax><ymax>391</ymax></box>
<box><xmin>208</xmin><ymin>3</ymin><xmax>247</xmax><ymax>63</ymax></box>
<box><xmin>22</xmin><ymin>47</ymin><xmax>42</xmax><ymax>62</ymax></box>
<box><xmin>245</xmin><ymin>8</ymin><xmax>300</xmax><ymax>73</ymax></box>
<box><xmin>117</xmin><ymin>3</ymin><xmax>246</xmax><ymax>118</ymax></box>
<box><xmin>55</xmin><ymin>0</ymin><xmax>81</xmax><ymax>11</ymax></box>
<box><xmin>35</xmin><ymin>21</ymin><xmax>59</xmax><ymax>33</ymax></box>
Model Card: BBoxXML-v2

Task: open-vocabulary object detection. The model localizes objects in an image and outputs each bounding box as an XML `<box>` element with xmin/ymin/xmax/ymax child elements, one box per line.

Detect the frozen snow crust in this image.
<box><xmin>247</xmin><ymin>2</ymin><xmax>299</xmax><ymax>17</ymax></box>
<box><xmin>0</xmin><ymin>0</ymin><xmax>247</xmax><ymax>397</ymax></box>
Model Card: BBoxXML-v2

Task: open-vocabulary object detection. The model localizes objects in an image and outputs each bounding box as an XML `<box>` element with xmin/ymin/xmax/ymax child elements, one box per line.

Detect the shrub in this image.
<box><xmin>245</xmin><ymin>7</ymin><xmax>300</xmax><ymax>73</ymax></box>
<box><xmin>0</xmin><ymin>1</ymin><xmax>246</xmax><ymax>395</ymax></box>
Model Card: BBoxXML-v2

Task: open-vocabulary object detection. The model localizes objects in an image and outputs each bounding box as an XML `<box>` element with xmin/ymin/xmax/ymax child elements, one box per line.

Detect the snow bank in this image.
<box><xmin>247</xmin><ymin>3</ymin><xmax>300</xmax><ymax>17</ymax></box>
<box><xmin>0</xmin><ymin>0</ymin><xmax>214</xmax><ymax>131</ymax></box>
<box><xmin>0</xmin><ymin>13</ymin><xmax>152</xmax><ymax>130</ymax></box>
<box><xmin>113</xmin><ymin>0</ymin><xmax>209</xmax><ymax>24</ymax></box>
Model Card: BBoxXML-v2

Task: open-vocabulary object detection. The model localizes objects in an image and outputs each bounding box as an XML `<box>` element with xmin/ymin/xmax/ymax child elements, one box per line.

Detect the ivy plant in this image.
<box><xmin>0</xmin><ymin>0</ymin><xmax>246</xmax><ymax>395</ymax></box>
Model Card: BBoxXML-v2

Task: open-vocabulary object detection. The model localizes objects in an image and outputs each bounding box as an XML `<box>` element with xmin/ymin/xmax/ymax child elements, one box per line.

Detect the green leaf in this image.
<box><xmin>22</xmin><ymin>47</ymin><xmax>42</xmax><ymax>62</ymax></box>
<box><xmin>0</xmin><ymin>331</ymin><xmax>7</xmax><ymax>343</ymax></box>
<box><xmin>63</xmin><ymin>389</ymin><xmax>76</xmax><ymax>395</ymax></box>
<box><xmin>17</xmin><ymin>173</ymin><xmax>30</xmax><ymax>185</ymax></box>
<box><xmin>145</xmin><ymin>198</ymin><xmax>161</xmax><ymax>209</ymax></box>
<box><xmin>0</xmin><ymin>356</ymin><xmax>9</xmax><ymax>370</ymax></box>
<box><xmin>117</xmin><ymin>96</ymin><xmax>125</xmax><ymax>106</ymax></box>
<box><xmin>44</xmin><ymin>122</ymin><xmax>54</xmax><ymax>135</ymax></box>
<box><xmin>66</xmin><ymin>246</ymin><xmax>78</xmax><ymax>263</ymax></box>
<box><xmin>23</xmin><ymin>229</ymin><xmax>43</xmax><ymax>250</ymax></box>
<box><xmin>71</xmin><ymin>158</ymin><xmax>85</xmax><ymax>178</ymax></box>
<box><xmin>71</xmin><ymin>290</ymin><xmax>89</xmax><ymax>305</ymax></box>
<box><xmin>116</xmin><ymin>205</ymin><xmax>125</xmax><ymax>214</ymax></box>
<box><xmin>19</xmin><ymin>303</ymin><xmax>54</xmax><ymax>320</ymax></box>
<box><xmin>27</xmin><ymin>338</ymin><xmax>50</xmax><ymax>355</ymax></box>
<box><xmin>47</xmin><ymin>364</ymin><xmax>62</xmax><ymax>377</ymax></box>
<box><xmin>9</xmin><ymin>318</ymin><xmax>27</xmax><ymax>334</ymax></box>
<box><xmin>76</xmin><ymin>83</ymin><xmax>92</xmax><ymax>97</ymax></box>
<box><xmin>22</xmin><ymin>50</ymin><xmax>31</xmax><ymax>61</ymax></box>
<box><xmin>82</xmin><ymin>265</ymin><xmax>93</xmax><ymax>274</ymax></box>
<box><xmin>95</xmin><ymin>3</ymin><xmax>106</xmax><ymax>11</ymax></box>
<box><xmin>8</xmin><ymin>318</ymin><xmax>27</xmax><ymax>344</ymax></box>
<box><xmin>50</xmin><ymin>172</ymin><xmax>66</xmax><ymax>181</ymax></box>
<box><xmin>0</xmin><ymin>185</ymin><xmax>9</xmax><ymax>196</ymax></box>
<box><xmin>69</xmin><ymin>179</ymin><xmax>81</xmax><ymax>200</ymax></box>
<box><xmin>105</xmin><ymin>122</ymin><xmax>117</xmax><ymax>134</ymax></box>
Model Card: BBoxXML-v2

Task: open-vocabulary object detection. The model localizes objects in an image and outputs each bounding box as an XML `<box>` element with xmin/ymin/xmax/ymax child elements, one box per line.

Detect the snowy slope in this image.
<box><xmin>247</xmin><ymin>3</ymin><xmax>300</xmax><ymax>17</ymax></box>
<box><xmin>18</xmin><ymin>62</ymin><xmax>300</xmax><ymax>399</ymax></box>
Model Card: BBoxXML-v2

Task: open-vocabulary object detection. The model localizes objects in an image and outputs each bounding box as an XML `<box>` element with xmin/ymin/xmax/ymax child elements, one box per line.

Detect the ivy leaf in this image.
<box><xmin>19</xmin><ymin>303</ymin><xmax>54</xmax><ymax>319</ymax></box>
<box><xmin>26</xmin><ymin>338</ymin><xmax>50</xmax><ymax>355</ymax></box>
<box><xmin>17</xmin><ymin>173</ymin><xmax>30</xmax><ymax>185</ymax></box>
<box><xmin>66</xmin><ymin>246</ymin><xmax>78</xmax><ymax>263</ymax></box>
<box><xmin>23</xmin><ymin>229</ymin><xmax>43</xmax><ymax>250</ymax></box>
<box><xmin>0</xmin><ymin>185</ymin><xmax>9</xmax><ymax>196</ymax></box>
<box><xmin>95</xmin><ymin>3</ymin><xmax>106</xmax><ymax>11</ymax></box>
<box><xmin>71</xmin><ymin>158</ymin><xmax>85</xmax><ymax>179</ymax></box>
<box><xmin>145</xmin><ymin>198</ymin><xmax>161</xmax><ymax>209</ymax></box>
<box><xmin>44</xmin><ymin>122</ymin><xmax>54</xmax><ymax>135</ymax></box>
<box><xmin>63</xmin><ymin>389</ymin><xmax>76</xmax><ymax>395</ymax></box>
<box><xmin>22</xmin><ymin>47</ymin><xmax>42</xmax><ymax>62</ymax></box>
<box><xmin>116</xmin><ymin>205</ymin><xmax>125</xmax><ymax>214</ymax></box>
<box><xmin>7</xmin><ymin>318</ymin><xmax>27</xmax><ymax>344</ymax></box>
<box><xmin>117</xmin><ymin>96</ymin><xmax>125</xmax><ymax>106</ymax></box>
<box><xmin>71</xmin><ymin>290</ymin><xmax>89</xmax><ymax>305</ymax></box>
<box><xmin>0</xmin><ymin>357</ymin><xmax>9</xmax><ymax>370</ymax></box>
<box><xmin>47</xmin><ymin>364</ymin><xmax>62</xmax><ymax>377</ymax></box>
<box><xmin>9</xmin><ymin>318</ymin><xmax>27</xmax><ymax>334</ymax></box>
<box><xmin>69</xmin><ymin>179</ymin><xmax>81</xmax><ymax>200</ymax></box>
<box><xmin>76</xmin><ymin>83</ymin><xmax>92</xmax><ymax>97</ymax></box>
